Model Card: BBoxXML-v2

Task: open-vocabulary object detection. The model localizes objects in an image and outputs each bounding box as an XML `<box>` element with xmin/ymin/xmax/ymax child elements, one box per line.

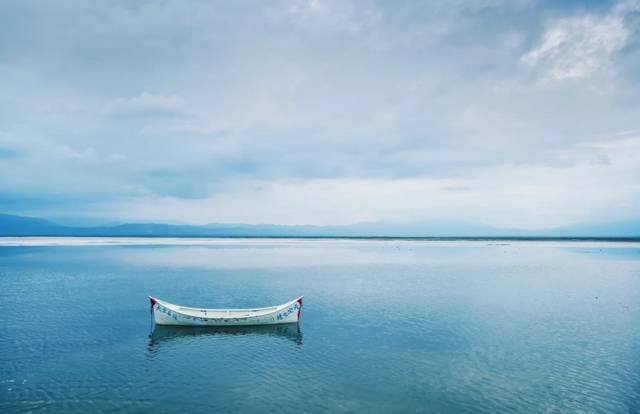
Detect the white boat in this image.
<box><xmin>149</xmin><ymin>296</ymin><xmax>303</xmax><ymax>326</ymax></box>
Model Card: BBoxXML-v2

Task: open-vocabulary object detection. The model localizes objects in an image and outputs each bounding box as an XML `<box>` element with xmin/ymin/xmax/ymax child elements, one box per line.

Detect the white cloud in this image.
<box><xmin>93</xmin><ymin>136</ymin><xmax>640</xmax><ymax>229</ymax></box>
<box><xmin>1</xmin><ymin>0</ymin><xmax>640</xmax><ymax>228</ymax></box>
<box><xmin>277</xmin><ymin>0</ymin><xmax>380</xmax><ymax>33</ymax></box>
<box><xmin>56</xmin><ymin>145</ymin><xmax>97</xmax><ymax>161</ymax></box>
<box><xmin>521</xmin><ymin>2</ymin><xmax>636</xmax><ymax>81</ymax></box>
<box><xmin>104</xmin><ymin>92</ymin><xmax>188</xmax><ymax>118</ymax></box>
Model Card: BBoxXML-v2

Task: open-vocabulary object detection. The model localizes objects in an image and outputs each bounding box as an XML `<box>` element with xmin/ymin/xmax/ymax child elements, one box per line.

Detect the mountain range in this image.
<box><xmin>0</xmin><ymin>214</ymin><xmax>638</xmax><ymax>238</ymax></box>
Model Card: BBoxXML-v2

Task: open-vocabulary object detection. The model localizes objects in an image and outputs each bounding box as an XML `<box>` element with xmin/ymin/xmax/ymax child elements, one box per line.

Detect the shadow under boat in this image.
<box><xmin>149</xmin><ymin>323</ymin><xmax>303</xmax><ymax>347</ymax></box>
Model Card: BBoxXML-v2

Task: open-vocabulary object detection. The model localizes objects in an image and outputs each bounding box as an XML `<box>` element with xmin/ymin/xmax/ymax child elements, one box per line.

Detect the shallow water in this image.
<box><xmin>1</xmin><ymin>238</ymin><xmax>639</xmax><ymax>413</ymax></box>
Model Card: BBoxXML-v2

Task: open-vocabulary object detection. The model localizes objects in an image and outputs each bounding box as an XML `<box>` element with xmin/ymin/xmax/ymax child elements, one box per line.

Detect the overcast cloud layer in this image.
<box><xmin>1</xmin><ymin>0</ymin><xmax>639</xmax><ymax>228</ymax></box>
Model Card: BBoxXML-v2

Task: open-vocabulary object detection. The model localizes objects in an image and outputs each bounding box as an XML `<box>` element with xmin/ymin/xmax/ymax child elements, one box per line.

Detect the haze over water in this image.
<box><xmin>1</xmin><ymin>238</ymin><xmax>639</xmax><ymax>413</ymax></box>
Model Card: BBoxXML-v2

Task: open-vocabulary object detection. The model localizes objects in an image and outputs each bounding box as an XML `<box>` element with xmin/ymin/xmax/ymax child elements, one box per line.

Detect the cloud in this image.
<box><xmin>0</xmin><ymin>0</ymin><xmax>639</xmax><ymax>227</ymax></box>
<box><xmin>521</xmin><ymin>1</ymin><xmax>638</xmax><ymax>81</ymax></box>
<box><xmin>55</xmin><ymin>145</ymin><xmax>98</xmax><ymax>161</ymax></box>
<box><xmin>105</xmin><ymin>92</ymin><xmax>188</xmax><ymax>118</ymax></box>
<box><xmin>82</xmin><ymin>134</ymin><xmax>640</xmax><ymax>229</ymax></box>
<box><xmin>0</xmin><ymin>147</ymin><xmax>23</xmax><ymax>159</ymax></box>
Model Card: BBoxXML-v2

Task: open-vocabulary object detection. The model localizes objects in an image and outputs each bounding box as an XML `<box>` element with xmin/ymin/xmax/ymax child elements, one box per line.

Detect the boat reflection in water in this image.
<box><xmin>148</xmin><ymin>322</ymin><xmax>303</xmax><ymax>350</ymax></box>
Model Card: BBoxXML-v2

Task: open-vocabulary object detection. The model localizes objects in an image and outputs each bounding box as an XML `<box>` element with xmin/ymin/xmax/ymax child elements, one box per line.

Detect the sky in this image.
<box><xmin>0</xmin><ymin>0</ymin><xmax>639</xmax><ymax>229</ymax></box>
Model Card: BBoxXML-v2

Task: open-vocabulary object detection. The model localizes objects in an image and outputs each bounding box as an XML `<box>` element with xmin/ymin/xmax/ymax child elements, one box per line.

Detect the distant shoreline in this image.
<box><xmin>2</xmin><ymin>214</ymin><xmax>639</xmax><ymax>240</ymax></box>
<box><xmin>1</xmin><ymin>235</ymin><xmax>639</xmax><ymax>242</ymax></box>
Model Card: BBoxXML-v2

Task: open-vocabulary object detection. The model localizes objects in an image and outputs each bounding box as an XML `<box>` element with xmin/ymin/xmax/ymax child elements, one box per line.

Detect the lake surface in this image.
<box><xmin>1</xmin><ymin>238</ymin><xmax>639</xmax><ymax>413</ymax></box>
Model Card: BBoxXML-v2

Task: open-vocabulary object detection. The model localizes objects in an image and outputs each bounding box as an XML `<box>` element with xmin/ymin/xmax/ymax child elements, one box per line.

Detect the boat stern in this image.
<box><xmin>275</xmin><ymin>296</ymin><xmax>303</xmax><ymax>323</ymax></box>
<box><xmin>296</xmin><ymin>296</ymin><xmax>303</xmax><ymax>321</ymax></box>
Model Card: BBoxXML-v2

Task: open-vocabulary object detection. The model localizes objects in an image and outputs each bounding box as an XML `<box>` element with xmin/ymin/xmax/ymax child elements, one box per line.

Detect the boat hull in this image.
<box><xmin>150</xmin><ymin>297</ymin><xmax>303</xmax><ymax>327</ymax></box>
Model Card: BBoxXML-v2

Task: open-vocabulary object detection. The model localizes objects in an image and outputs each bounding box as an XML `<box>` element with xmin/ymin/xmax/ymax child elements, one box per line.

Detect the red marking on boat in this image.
<box><xmin>149</xmin><ymin>296</ymin><xmax>157</xmax><ymax>311</ymax></box>
<box><xmin>297</xmin><ymin>297</ymin><xmax>303</xmax><ymax>319</ymax></box>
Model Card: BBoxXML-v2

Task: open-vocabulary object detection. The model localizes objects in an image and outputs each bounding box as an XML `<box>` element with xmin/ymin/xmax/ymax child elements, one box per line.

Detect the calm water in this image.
<box><xmin>1</xmin><ymin>238</ymin><xmax>640</xmax><ymax>413</ymax></box>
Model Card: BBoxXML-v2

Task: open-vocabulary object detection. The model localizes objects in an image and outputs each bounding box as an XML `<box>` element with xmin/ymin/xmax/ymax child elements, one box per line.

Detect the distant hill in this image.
<box><xmin>0</xmin><ymin>215</ymin><xmax>65</xmax><ymax>235</ymax></box>
<box><xmin>540</xmin><ymin>221</ymin><xmax>640</xmax><ymax>238</ymax></box>
<box><xmin>0</xmin><ymin>214</ymin><xmax>638</xmax><ymax>238</ymax></box>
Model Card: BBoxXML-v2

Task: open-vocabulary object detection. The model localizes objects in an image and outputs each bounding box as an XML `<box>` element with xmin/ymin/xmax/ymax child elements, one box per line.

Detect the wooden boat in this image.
<box><xmin>149</xmin><ymin>296</ymin><xmax>303</xmax><ymax>326</ymax></box>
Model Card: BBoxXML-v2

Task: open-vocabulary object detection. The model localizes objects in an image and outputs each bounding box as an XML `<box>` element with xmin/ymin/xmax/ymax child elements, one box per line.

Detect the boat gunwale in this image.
<box><xmin>150</xmin><ymin>296</ymin><xmax>303</xmax><ymax>320</ymax></box>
